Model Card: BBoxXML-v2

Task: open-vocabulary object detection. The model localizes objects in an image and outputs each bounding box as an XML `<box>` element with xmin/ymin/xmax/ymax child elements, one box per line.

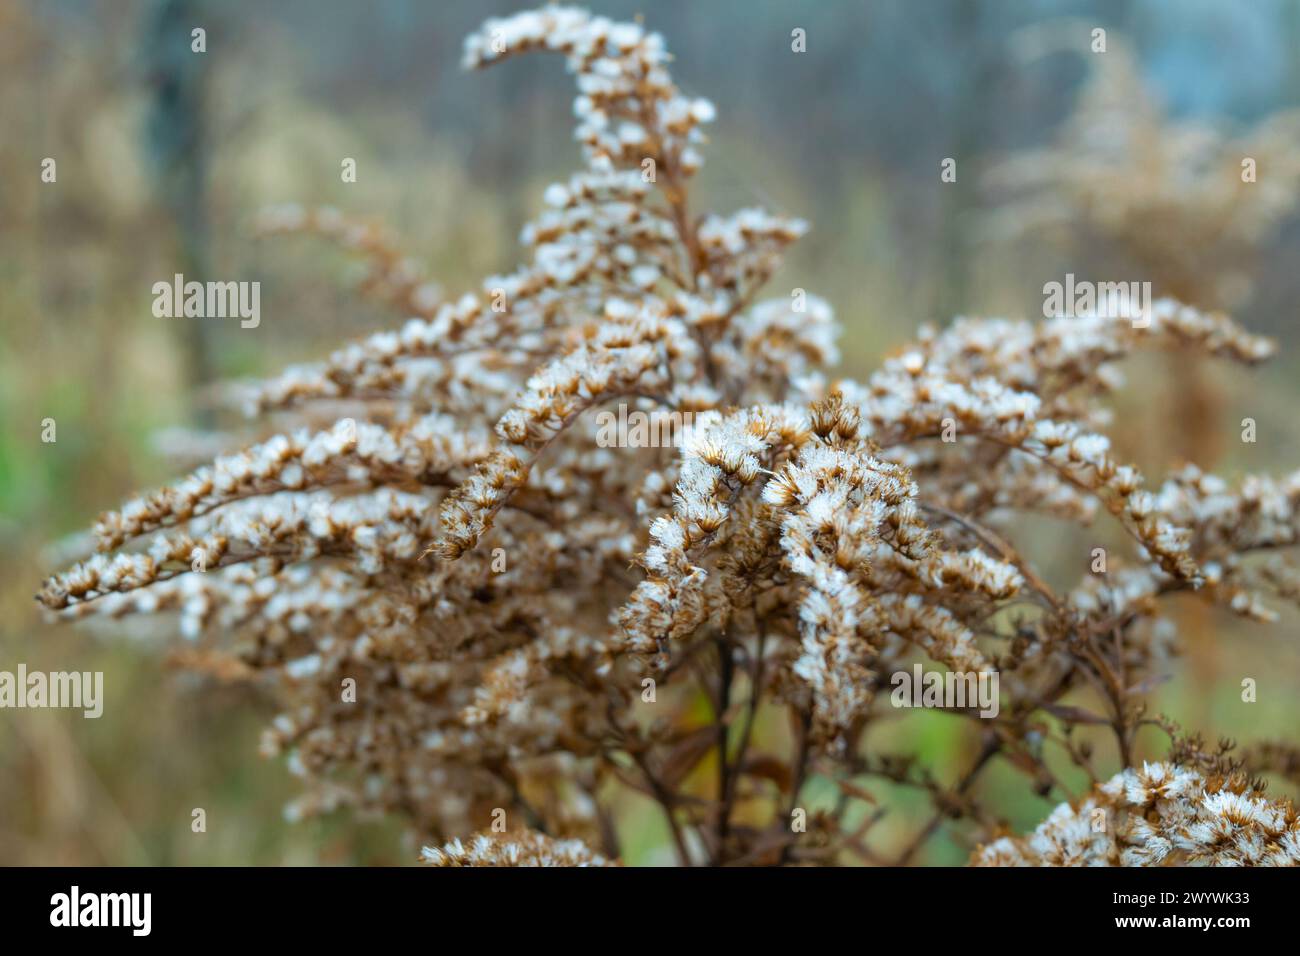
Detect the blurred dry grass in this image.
<box><xmin>3</xmin><ymin>0</ymin><xmax>1299</xmax><ymax>865</ymax></box>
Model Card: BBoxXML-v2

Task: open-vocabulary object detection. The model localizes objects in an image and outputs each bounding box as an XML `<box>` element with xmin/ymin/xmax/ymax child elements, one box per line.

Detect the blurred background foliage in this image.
<box><xmin>3</xmin><ymin>0</ymin><xmax>1299</xmax><ymax>865</ymax></box>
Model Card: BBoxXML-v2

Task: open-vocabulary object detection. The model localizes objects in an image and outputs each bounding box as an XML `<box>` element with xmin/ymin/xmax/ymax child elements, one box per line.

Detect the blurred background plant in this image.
<box><xmin>3</xmin><ymin>0</ymin><xmax>1300</xmax><ymax>865</ymax></box>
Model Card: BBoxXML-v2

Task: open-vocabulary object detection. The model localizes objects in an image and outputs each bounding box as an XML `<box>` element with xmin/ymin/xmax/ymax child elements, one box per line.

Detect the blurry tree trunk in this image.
<box><xmin>143</xmin><ymin>0</ymin><xmax>216</xmax><ymax>427</ymax></box>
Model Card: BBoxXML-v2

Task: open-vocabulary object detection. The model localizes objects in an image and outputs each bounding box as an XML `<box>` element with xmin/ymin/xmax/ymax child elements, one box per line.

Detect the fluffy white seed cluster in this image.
<box><xmin>422</xmin><ymin>830</ymin><xmax>615</xmax><ymax>867</ymax></box>
<box><xmin>974</xmin><ymin>762</ymin><xmax>1300</xmax><ymax>866</ymax></box>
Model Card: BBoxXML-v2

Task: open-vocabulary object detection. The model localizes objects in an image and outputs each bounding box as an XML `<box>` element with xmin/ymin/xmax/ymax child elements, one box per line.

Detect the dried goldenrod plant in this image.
<box><xmin>39</xmin><ymin>6</ymin><xmax>1300</xmax><ymax>866</ymax></box>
